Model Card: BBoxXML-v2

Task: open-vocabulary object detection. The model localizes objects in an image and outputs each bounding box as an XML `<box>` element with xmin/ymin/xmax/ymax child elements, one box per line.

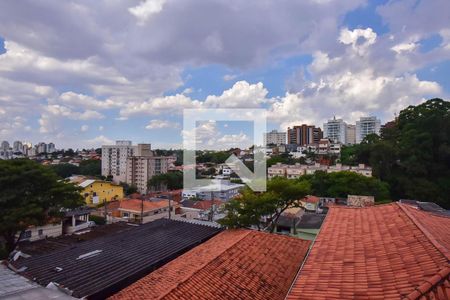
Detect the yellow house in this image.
<box><xmin>79</xmin><ymin>179</ymin><xmax>124</xmax><ymax>206</ymax></box>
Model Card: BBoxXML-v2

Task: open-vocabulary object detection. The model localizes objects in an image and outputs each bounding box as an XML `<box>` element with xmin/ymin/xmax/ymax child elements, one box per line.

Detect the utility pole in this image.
<box><xmin>168</xmin><ymin>192</ymin><xmax>172</xmax><ymax>220</ymax></box>
<box><xmin>141</xmin><ymin>198</ymin><xmax>144</xmax><ymax>225</ymax></box>
<box><xmin>104</xmin><ymin>199</ymin><xmax>108</xmax><ymax>224</ymax></box>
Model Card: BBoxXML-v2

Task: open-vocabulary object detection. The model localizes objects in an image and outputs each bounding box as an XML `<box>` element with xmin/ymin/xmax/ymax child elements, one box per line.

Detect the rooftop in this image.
<box><xmin>110</xmin><ymin>229</ymin><xmax>311</xmax><ymax>300</ymax></box>
<box><xmin>287</xmin><ymin>203</ymin><xmax>450</xmax><ymax>300</ymax></box>
<box><xmin>11</xmin><ymin>219</ymin><xmax>222</xmax><ymax>299</ymax></box>
<box><xmin>118</xmin><ymin>199</ymin><xmax>170</xmax><ymax>213</ymax></box>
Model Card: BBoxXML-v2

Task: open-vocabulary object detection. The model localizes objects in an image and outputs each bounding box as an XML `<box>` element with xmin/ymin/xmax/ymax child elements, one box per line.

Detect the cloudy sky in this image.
<box><xmin>0</xmin><ymin>0</ymin><xmax>449</xmax><ymax>149</ymax></box>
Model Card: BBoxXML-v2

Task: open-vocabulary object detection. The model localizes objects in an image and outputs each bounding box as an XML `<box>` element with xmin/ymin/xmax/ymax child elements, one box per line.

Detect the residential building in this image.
<box><xmin>101</xmin><ymin>140</ymin><xmax>137</xmax><ymax>183</ymax></box>
<box><xmin>117</xmin><ymin>199</ymin><xmax>173</xmax><ymax>223</ymax></box>
<box><xmin>345</xmin><ymin>124</ymin><xmax>356</xmax><ymax>144</ymax></box>
<box><xmin>11</xmin><ymin>219</ymin><xmax>222</xmax><ymax>299</ymax></box>
<box><xmin>179</xmin><ymin>199</ymin><xmax>224</xmax><ymax>221</ymax></box>
<box><xmin>300</xmin><ymin>195</ymin><xmax>320</xmax><ymax>212</ymax></box>
<box><xmin>356</xmin><ymin>116</ymin><xmax>381</xmax><ymax>143</ymax></box>
<box><xmin>13</xmin><ymin>141</ymin><xmax>23</xmax><ymax>153</ymax></box>
<box><xmin>1</xmin><ymin>140</ymin><xmax>10</xmax><ymax>151</ymax></box>
<box><xmin>18</xmin><ymin>223</ymin><xmax>63</xmax><ymax>242</ymax></box>
<box><xmin>126</xmin><ymin>155</ymin><xmax>170</xmax><ymax>194</ymax></box>
<box><xmin>268</xmin><ymin>163</ymin><xmax>372</xmax><ymax>178</ymax></box>
<box><xmin>287</xmin><ymin>125</ymin><xmax>322</xmax><ymax>146</ymax></box>
<box><xmin>323</xmin><ymin>117</ymin><xmax>347</xmax><ymax>144</ymax></box>
<box><xmin>110</xmin><ymin>229</ymin><xmax>311</xmax><ymax>300</ymax></box>
<box><xmin>47</xmin><ymin>142</ymin><xmax>56</xmax><ymax>153</ymax></box>
<box><xmin>287</xmin><ymin>202</ymin><xmax>450</xmax><ymax>299</ymax></box>
<box><xmin>264</xmin><ymin>129</ymin><xmax>286</xmax><ymax>146</ymax></box>
<box><xmin>78</xmin><ymin>179</ymin><xmax>124</xmax><ymax>206</ymax></box>
<box><xmin>63</xmin><ymin>207</ymin><xmax>93</xmax><ymax>234</ymax></box>
<box><xmin>182</xmin><ymin>180</ymin><xmax>244</xmax><ymax>201</ymax></box>
<box><xmin>36</xmin><ymin>142</ymin><xmax>47</xmax><ymax>154</ymax></box>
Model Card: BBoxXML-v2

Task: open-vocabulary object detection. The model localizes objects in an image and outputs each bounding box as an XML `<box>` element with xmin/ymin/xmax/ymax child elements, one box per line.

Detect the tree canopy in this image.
<box><xmin>0</xmin><ymin>159</ymin><xmax>84</xmax><ymax>253</ymax></box>
<box><xmin>340</xmin><ymin>98</ymin><xmax>450</xmax><ymax>208</ymax></box>
<box><xmin>147</xmin><ymin>171</ymin><xmax>183</xmax><ymax>191</ymax></box>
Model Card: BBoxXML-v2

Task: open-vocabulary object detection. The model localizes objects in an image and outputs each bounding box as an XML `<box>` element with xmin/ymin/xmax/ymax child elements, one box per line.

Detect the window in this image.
<box><xmin>22</xmin><ymin>230</ymin><xmax>32</xmax><ymax>239</ymax></box>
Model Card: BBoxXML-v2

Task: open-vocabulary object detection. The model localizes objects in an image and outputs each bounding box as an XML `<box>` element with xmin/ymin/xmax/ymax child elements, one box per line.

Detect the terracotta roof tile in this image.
<box><xmin>110</xmin><ymin>230</ymin><xmax>311</xmax><ymax>300</ymax></box>
<box><xmin>287</xmin><ymin>203</ymin><xmax>450</xmax><ymax>300</ymax></box>
<box><xmin>118</xmin><ymin>199</ymin><xmax>169</xmax><ymax>213</ymax></box>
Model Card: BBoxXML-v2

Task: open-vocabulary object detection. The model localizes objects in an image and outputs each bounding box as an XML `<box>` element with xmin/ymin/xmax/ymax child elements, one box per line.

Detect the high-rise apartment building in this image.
<box><xmin>1</xmin><ymin>141</ymin><xmax>10</xmax><ymax>151</ymax></box>
<box><xmin>13</xmin><ymin>141</ymin><xmax>23</xmax><ymax>153</ymax></box>
<box><xmin>102</xmin><ymin>141</ymin><xmax>137</xmax><ymax>183</ymax></box>
<box><xmin>345</xmin><ymin>124</ymin><xmax>356</xmax><ymax>145</ymax></box>
<box><xmin>126</xmin><ymin>154</ymin><xmax>170</xmax><ymax>194</ymax></box>
<box><xmin>287</xmin><ymin>125</ymin><xmax>322</xmax><ymax>146</ymax></box>
<box><xmin>356</xmin><ymin>116</ymin><xmax>381</xmax><ymax>143</ymax></box>
<box><xmin>323</xmin><ymin>117</ymin><xmax>347</xmax><ymax>144</ymax></box>
<box><xmin>47</xmin><ymin>142</ymin><xmax>56</xmax><ymax>153</ymax></box>
<box><xmin>264</xmin><ymin>130</ymin><xmax>286</xmax><ymax>146</ymax></box>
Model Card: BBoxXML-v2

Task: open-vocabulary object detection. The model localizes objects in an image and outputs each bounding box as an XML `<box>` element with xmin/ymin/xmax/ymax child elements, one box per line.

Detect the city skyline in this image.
<box><xmin>0</xmin><ymin>0</ymin><xmax>449</xmax><ymax>149</ymax></box>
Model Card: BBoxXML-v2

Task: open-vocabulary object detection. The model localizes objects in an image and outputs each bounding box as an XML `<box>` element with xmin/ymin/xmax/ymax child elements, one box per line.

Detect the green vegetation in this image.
<box><xmin>0</xmin><ymin>159</ymin><xmax>84</xmax><ymax>253</ymax></box>
<box><xmin>219</xmin><ymin>177</ymin><xmax>311</xmax><ymax>231</ymax></box>
<box><xmin>340</xmin><ymin>99</ymin><xmax>450</xmax><ymax>208</ymax></box>
<box><xmin>120</xmin><ymin>182</ymin><xmax>138</xmax><ymax>195</ymax></box>
<box><xmin>89</xmin><ymin>215</ymin><xmax>106</xmax><ymax>225</ymax></box>
<box><xmin>297</xmin><ymin>171</ymin><xmax>390</xmax><ymax>201</ymax></box>
<box><xmin>148</xmin><ymin>171</ymin><xmax>183</xmax><ymax>191</ymax></box>
<box><xmin>49</xmin><ymin>159</ymin><xmax>101</xmax><ymax>179</ymax></box>
<box><xmin>219</xmin><ymin>171</ymin><xmax>389</xmax><ymax>230</ymax></box>
<box><xmin>266</xmin><ymin>153</ymin><xmax>306</xmax><ymax>167</ymax></box>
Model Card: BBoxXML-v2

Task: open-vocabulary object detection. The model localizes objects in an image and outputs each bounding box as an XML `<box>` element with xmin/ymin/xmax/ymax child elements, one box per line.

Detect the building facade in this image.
<box><xmin>345</xmin><ymin>124</ymin><xmax>356</xmax><ymax>145</ymax></box>
<box><xmin>323</xmin><ymin>117</ymin><xmax>347</xmax><ymax>144</ymax></box>
<box><xmin>79</xmin><ymin>179</ymin><xmax>124</xmax><ymax>206</ymax></box>
<box><xmin>126</xmin><ymin>155</ymin><xmax>170</xmax><ymax>194</ymax></box>
<box><xmin>264</xmin><ymin>130</ymin><xmax>286</xmax><ymax>146</ymax></box>
<box><xmin>287</xmin><ymin>125</ymin><xmax>323</xmax><ymax>146</ymax></box>
<box><xmin>268</xmin><ymin>163</ymin><xmax>372</xmax><ymax>179</ymax></box>
<box><xmin>101</xmin><ymin>141</ymin><xmax>137</xmax><ymax>183</ymax></box>
<box><xmin>356</xmin><ymin>116</ymin><xmax>381</xmax><ymax>143</ymax></box>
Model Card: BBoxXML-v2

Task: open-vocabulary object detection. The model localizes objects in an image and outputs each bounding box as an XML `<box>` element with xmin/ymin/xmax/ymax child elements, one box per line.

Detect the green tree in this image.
<box><xmin>49</xmin><ymin>163</ymin><xmax>80</xmax><ymax>178</ymax></box>
<box><xmin>0</xmin><ymin>159</ymin><xmax>84</xmax><ymax>253</ymax></box>
<box><xmin>219</xmin><ymin>177</ymin><xmax>311</xmax><ymax>232</ymax></box>
<box><xmin>79</xmin><ymin>159</ymin><xmax>101</xmax><ymax>176</ymax></box>
<box><xmin>148</xmin><ymin>171</ymin><xmax>183</xmax><ymax>191</ymax></box>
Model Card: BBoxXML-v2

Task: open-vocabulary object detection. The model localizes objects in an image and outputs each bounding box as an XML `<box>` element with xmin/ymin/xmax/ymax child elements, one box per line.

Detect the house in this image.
<box><xmin>300</xmin><ymin>195</ymin><xmax>320</xmax><ymax>212</ymax></box>
<box><xmin>78</xmin><ymin>179</ymin><xmax>124</xmax><ymax>206</ymax></box>
<box><xmin>179</xmin><ymin>199</ymin><xmax>224</xmax><ymax>221</ymax></box>
<box><xmin>182</xmin><ymin>180</ymin><xmax>244</xmax><ymax>201</ymax></box>
<box><xmin>63</xmin><ymin>207</ymin><xmax>94</xmax><ymax>234</ymax></box>
<box><xmin>116</xmin><ymin>199</ymin><xmax>175</xmax><ymax>223</ymax></box>
<box><xmin>287</xmin><ymin>202</ymin><xmax>450</xmax><ymax>299</ymax></box>
<box><xmin>294</xmin><ymin>213</ymin><xmax>326</xmax><ymax>240</ymax></box>
<box><xmin>18</xmin><ymin>223</ymin><xmax>62</xmax><ymax>242</ymax></box>
<box><xmin>110</xmin><ymin>229</ymin><xmax>311</xmax><ymax>300</ymax></box>
<box><xmin>10</xmin><ymin>219</ymin><xmax>222</xmax><ymax>299</ymax></box>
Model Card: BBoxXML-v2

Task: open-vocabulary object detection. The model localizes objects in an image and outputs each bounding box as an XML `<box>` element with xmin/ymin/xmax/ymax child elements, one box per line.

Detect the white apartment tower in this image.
<box><xmin>102</xmin><ymin>141</ymin><xmax>137</xmax><ymax>183</ymax></box>
<box><xmin>323</xmin><ymin>117</ymin><xmax>347</xmax><ymax>144</ymax></box>
<box><xmin>356</xmin><ymin>116</ymin><xmax>381</xmax><ymax>143</ymax></box>
<box><xmin>264</xmin><ymin>130</ymin><xmax>286</xmax><ymax>146</ymax></box>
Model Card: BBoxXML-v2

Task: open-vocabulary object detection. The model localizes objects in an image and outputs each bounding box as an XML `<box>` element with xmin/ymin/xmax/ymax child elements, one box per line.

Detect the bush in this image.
<box><xmin>89</xmin><ymin>215</ymin><xmax>106</xmax><ymax>225</ymax></box>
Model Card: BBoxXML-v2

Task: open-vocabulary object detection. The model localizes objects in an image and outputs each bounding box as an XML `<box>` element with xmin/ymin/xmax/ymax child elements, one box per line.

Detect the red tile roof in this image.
<box><xmin>192</xmin><ymin>199</ymin><xmax>223</xmax><ymax>210</ymax></box>
<box><xmin>110</xmin><ymin>229</ymin><xmax>311</xmax><ymax>300</ymax></box>
<box><xmin>118</xmin><ymin>199</ymin><xmax>169</xmax><ymax>213</ymax></box>
<box><xmin>303</xmin><ymin>195</ymin><xmax>320</xmax><ymax>203</ymax></box>
<box><xmin>287</xmin><ymin>203</ymin><xmax>450</xmax><ymax>300</ymax></box>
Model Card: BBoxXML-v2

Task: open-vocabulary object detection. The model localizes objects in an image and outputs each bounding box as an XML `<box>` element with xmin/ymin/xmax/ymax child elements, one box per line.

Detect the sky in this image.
<box><xmin>0</xmin><ymin>0</ymin><xmax>449</xmax><ymax>150</ymax></box>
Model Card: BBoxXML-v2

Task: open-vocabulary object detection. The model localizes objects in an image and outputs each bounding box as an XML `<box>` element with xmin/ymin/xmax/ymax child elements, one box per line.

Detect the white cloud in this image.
<box><xmin>80</xmin><ymin>125</ymin><xmax>89</xmax><ymax>132</ymax></box>
<box><xmin>84</xmin><ymin>135</ymin><xmax>113</xmax><ymax>148</ymax></box>
<box><xmin>129</xmin><ymin>0</ymin><xmax>166</xmax><ymax>24</ymax></box>
<box><xmin>391</xmin><ymin>42</ymin><xmax>418</xmax><ymax>54</ymax></box>
<box><xmin>223</xmin><ymin>74</ymin><xmax>238</xmax><ymax>81</ymax></box>
<box><xmin>338</xmin><ymin>27</ymin><xmax>377</xmax><ymax>55</ymax></box>
<box><xmin>145</xmin><ymin>119</ymin><xmax>180</xmax><ymax>129</ymax></box>
<box><xmin>204</xmin><ymin>81</ymin><xmax>268</xmax><ymax>108</ymax></box>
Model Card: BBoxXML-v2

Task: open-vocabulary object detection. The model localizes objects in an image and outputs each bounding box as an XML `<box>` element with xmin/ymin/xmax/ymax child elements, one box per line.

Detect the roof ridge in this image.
<box><xmin>397</xmin><ymin>202</ymin><xmax>450</xmax><ymax>261</ymax></box>
<box><xmin>403</xmin><ymin>266</ymin><xmax>450</xmax><ymax>300</ymax></box>
<box><xmin>157</xmin><ymin>230</ymin><xmax>251</xmax><ymax>300</ymax></box>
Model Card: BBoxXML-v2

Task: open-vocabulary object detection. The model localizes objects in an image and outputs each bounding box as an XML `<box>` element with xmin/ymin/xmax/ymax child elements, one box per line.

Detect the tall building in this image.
<box><xmin>323</xmin><ymin>117</ymin><xmax>347</xmax><ymax>144</ymax></box>
<box><xmin>126</xmin><ymin>155</ymin><xmax>170</xmax><ymax>194</ymax></box>
<box><xmin>287</xmin><ymin>125</ymin><xmax>322</xmax><ymax>146</ymax></box>
<box><xmin>264</xmin><ymin>130</ymin><xmax>286</xmax><ymax>146</ymax></box>
<box><xmin>13</xmin><ymin>141</ymin><xmax>23</xmax><ymax>153</ymax></box>
<box><xmin>36</xmin><ymin>142</ymin><xmax>47</xmax><ymax>154</ymax></box>
<box><xmin>1</xmin><ymin>141</ymin><xmax>10</xmax><ymax>151</ymax></box>
<box><xmin>47</xmin><ymin>142</ymin><xmax>56</xmax><ymax>153</ymax></box>
<box><xmin>356</xmin><ymin>116</ymin><xmax>381</xmax><ymax>143</ymax></box>
<box><xmin>345</xmin><ymin>124</ymin><xmax>356</xmax><ymax>145</ymax></box>
<box><xmin>102</xmin><ymin>141</ymin><xmax>137</xmax><ymax>183</ymax></box>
